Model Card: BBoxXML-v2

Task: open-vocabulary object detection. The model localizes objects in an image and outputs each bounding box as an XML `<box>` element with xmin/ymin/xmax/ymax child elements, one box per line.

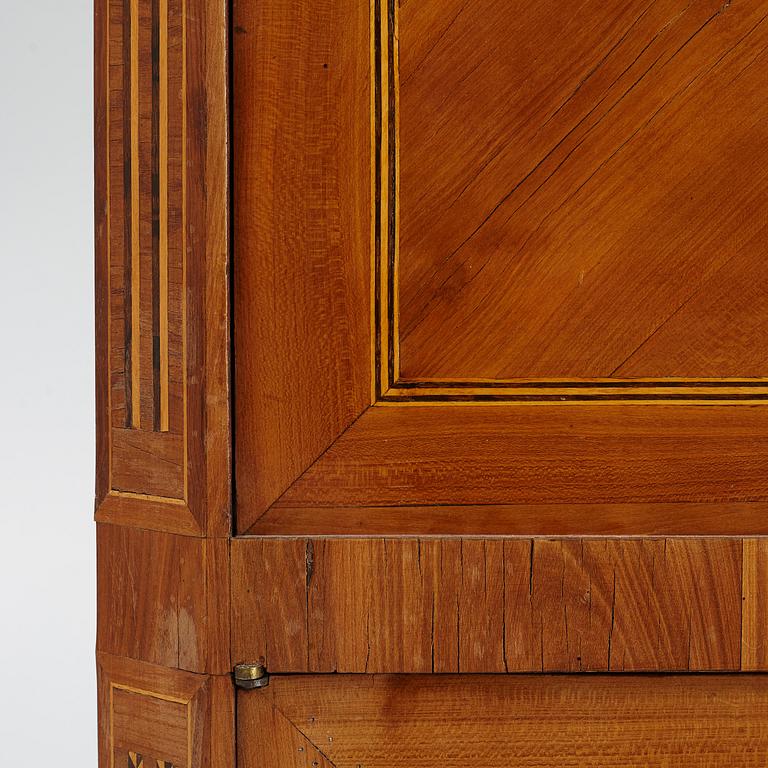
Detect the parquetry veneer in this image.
<box><xmin>95</xmin><ymin>0</ymin><xmax>768</xmax><ymax>764</ymax></box>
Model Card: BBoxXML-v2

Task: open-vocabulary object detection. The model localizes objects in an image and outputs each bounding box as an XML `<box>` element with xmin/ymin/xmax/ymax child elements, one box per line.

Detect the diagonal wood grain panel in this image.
<box><xmin>389</xmin><ymin>0</ymin><xmax>768</xmax><ymax>384</ymax></box>
<box><xmin>237</xmin><ymin>689</ymin><xmax>337</xmax><ymax>768</ymax></box>
<box><xmin>241</xmin><ymin>675</ymin><xmax>768</xmax><ymax>768</ymax></box>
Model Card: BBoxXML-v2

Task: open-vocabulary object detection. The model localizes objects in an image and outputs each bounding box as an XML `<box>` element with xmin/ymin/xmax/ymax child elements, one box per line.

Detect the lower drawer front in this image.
<box><xmin>239</xmin><ymin>675</ymin><xmax>767</xmax><ymax>767</ymax></box>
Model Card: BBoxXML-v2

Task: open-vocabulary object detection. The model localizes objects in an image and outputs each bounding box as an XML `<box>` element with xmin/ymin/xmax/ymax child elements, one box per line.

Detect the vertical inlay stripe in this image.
<box><xmin>130</xmin><ymin>0</ymin><xmax>142</xmax><ymax>427</ymax></box>
<box><xmin>378</xmin><ymin>0</ymin><xmax>389</xmax><ymax>393</ymax></box>
<box><xmin>369</xmin><ymin>0</ymin><xmax>377</xmax><ymax>403</ymax></box>
<box><xmin>151</xmin><ymin>0</ymin><xmax>161</xmax><ymax>431</ymax></box>
<box><xmin>181</xmin><ymin>0</ymin><xmax>188</xmax><ymax>498</ymax></box>
<box><xmin>373</xmin><ymin>0</ymin><xmax>382</xmax><ymax>398</ymax></box>
<box><xmin>388</xmin><ymin>0</ymin><xmax>399</xmax><ymax>385</ymax></box>
<box><xmin>122</xmin><ymin>0</ymin><xmax>134</xmax><ymax>428</ymax></box>
<box><xmin>159</xmin><ymin>0</ymin><xmax>169</xmax><ymax>432</ymax></box>
<box><xmin>104</xmin><ymin>0</ymin><xmax>190</xmax><ymax>500</ymax></box>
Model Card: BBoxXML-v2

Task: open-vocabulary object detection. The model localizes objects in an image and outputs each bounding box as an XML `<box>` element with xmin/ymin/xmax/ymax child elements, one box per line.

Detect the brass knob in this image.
<box><xmin>234</xmin><ymin>662</ymin><xmax>270</xmax><ymax>689</ymax></box>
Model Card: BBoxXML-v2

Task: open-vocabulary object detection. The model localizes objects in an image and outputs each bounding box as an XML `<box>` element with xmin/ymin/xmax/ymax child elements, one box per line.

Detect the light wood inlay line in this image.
<box><xmin>108</xmin><ymin>489</ymin><xmax>187</xmax><ymax>505</ymax></box>
<box><xmin>109</xmin><ymin>683</ymin><xmax>191</xmax><ymax>768</ymax></box>
<box><xmin>103</xmin><ymin>0</ymin><xmax>191</xmax><ymax>503</ymax></box>
<box><xmin>130</xmin><ymin>0</ymin><xmax>141</xmax><ymax>427</ymax></box>
<box><xmin>369</xmin><ymin>0</ymin><xmax>377</xmax><ymax>404</ymax></box>
<box><xmin>149</xmin><ymin>0</ymin><xmax>166</xmax><ymax>432</ymax></box>
<box><xmin>152</xmin><ymin>0</ymin><xmax>161</xmax><ymax>430</ymax></box>
<box><xmin>372</xmin><ymin>1</ymin><xmax>768</xmax><ymax>404</ymax></box>
<box><xmin>392</xmin><ymin>0</ymin><xmax>400</xmax><ymax>382</ymax></box>
<box><xmin>181</xmin><ymin>0</ymin><xmax>188</xmax><ymax>500</ymax></box>
<box><xmin>159</xmin><ymin>0</ymin><xmax>169</xmax><ymax>432</ymax></box>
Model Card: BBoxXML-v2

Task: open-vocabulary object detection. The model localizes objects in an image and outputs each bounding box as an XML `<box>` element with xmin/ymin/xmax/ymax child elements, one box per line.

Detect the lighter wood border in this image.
<box><xmin>375</xmin><ymin>1</ymin><xmax>768</xmax><ymax>404</ymax></box>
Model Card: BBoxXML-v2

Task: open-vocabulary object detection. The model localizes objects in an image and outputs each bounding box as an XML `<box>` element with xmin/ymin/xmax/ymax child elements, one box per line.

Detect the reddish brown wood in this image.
<box><xmin>232</xmin><ymin>0</ymin><xmax>372</xmax><ymax>530</ymax></box>
<box><xmin>96</xmin><ymin>0</ymin><xmax>768</xmax><ymax>761</ymax></box>
<box><xmin>96</xmin><ymin>495</ymin><xmax>202</xmax><ymax>537</ymax></box>
<box><xmin>184</xmin><ymin>0</ymin><xmax>231</xmax><ymax>538</ymax></box>
<box><xmin>252</xmin><ymin>502</ymin><xmax>768</xmax><ymax>537</ymax></box>
<box><xmin>111</xmin><ymin>428</ymin><xmax>184</xmax><ymax>498</ymax></box>
<box><xmin>95</xmin><ymin>0</ymin><xmax>109</xmax><ymax>507</ymax></box>
<box><xmin>240</xmin><ymin>674</ymin><xmax>768</xmax><ymax>768</ymax></box>
<box><xmin>230</xmin><ymin>0</ymin><xmax>768</xmax><ymax>549</ymax></box>
<box><xmin>230</xmin><ymin>538</ymin><xmax>309</xmax><ymax>672</ymax></box>
<box><xmin>96</xmin><ymin>523</ymin><xmax>230</xmax><ymax>675</ymax></box>
<box><xmin>232</xmin><ymin>537</ymin><xmax>743</xmax><ymax>673</ymax></box>
<box><xmin>275</xmin><ymin>404</ymin><xmax>768</xmax><ymax>512</ymax></box>
<box><xmin>617</xmin><ymin>250</ymin><xmax>768</xmax><ymax>378</ymax></box>
<box><xmin>95</xmin><ymin>0</ymin><xmax>230</xmax><ymax>537</ymax></box>
<box><xmin>238</xmin><ymin>687</ymin><xmax>334</xmax><ymax>768</ymax></box>
<box><xmin>204</xmin><ymin>537</ymin><xmax>231</xmax><ymax>674</ymax></box>
<box><xmin>97</xmin><ymin>653</ymin><xmax>234</xmax><ymax>768</ymax></box>
<box><xmin>96</xmin><ymin>0</ymin><xmax>233</xmax><ymax>764</ymax></box>
<box><xmin>398</xmin><ymin>0</ymin><xmax>768</xmax><ymax>380</ymax></box>
<box><xmin>743</xmin><ymin>538</ymin><xmax>768</xmax><ymax>672</ymax></box>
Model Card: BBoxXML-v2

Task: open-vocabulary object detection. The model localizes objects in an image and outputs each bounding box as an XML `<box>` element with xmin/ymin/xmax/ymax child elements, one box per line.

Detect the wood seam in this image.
<box><xmin>269</xmin><ymin>699</ymin><xmax>341</xmax><ymax>768</ymax></box>
<box><xmin>245</xmin><ymin>403</ymin><xmax>376</xmax><ymax>532</ymax></box>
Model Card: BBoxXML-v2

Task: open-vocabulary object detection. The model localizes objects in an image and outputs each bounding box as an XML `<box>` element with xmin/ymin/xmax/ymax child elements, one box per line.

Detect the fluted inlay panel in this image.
<box><xmin>106</xmin><ymin>0</ymin><xmax>186</xmax><ymax>499</ymax></box>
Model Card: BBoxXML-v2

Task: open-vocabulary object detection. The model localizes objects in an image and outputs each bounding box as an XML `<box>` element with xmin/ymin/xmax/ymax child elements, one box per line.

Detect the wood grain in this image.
<box><xmin>95</xmin><ymin>0</ymin><xmax>768</xmax><ymax>761</ymax></box>
<box><xmin>95</xmin><ymin>1</ymin><xmax>232</xmax><ymax>764</ymax></box>
<box><xmin>397</xmin><ymin>0</ymin><xmax>768</xmax><ymax>380</ymax></box>
<box><xmin>95</xmin><ymin>0</ymin><xmax>230</xmax><ymax>536</ymax></box>
<box><xmin>104</xmin><ymin>0</ymin><xmax>184</xmax><ymax>435</ymax></box>
<box><xmin>231</xmin><ymin>538</ymin><xmax>309</xmax><ymax>672</ymax></box>
<box><xmin>742</xmin><ymin>538</ymin><xmax>768</xmax><ymax>671</ymax></box>
<box><xmin>232</xmin><ymin>0</ymin><xmax>372</xmax><ymax>531</ymax></box>
<box><xmin>251</xmin><ymin>502</ymin><xmax>768</xmax><ymax>537</ymax></box>
<box><xmin>96</xmin><ymin>523</ymin><xmax>230</xmax><ymax>674</ymax></box>
<box><xmin>97</xmin><ymin>653</ymin><xmax>234</xmax><ymax>768</ymax></box>
<box><xmin>183</xmin><ymin>0</ymin><xmax>231</xmax><ymax>537</ymax></box>
<box><xmin>237</xmin><ymin>686</ymin><xmax>335</xmax><ymax>768</ymax></box>
<box><xmin>241</xmin><ymin>674</ymin><xmax>768</xmax><ymax>768</ymax></box>
<box><xmin>95</xmin><ymin>0</ymin><xmax>109</xmax><ymax>504</ymax></box>
<box><xmin>229</xmin><ymin>0</ymin><xmax>768</xmax><ymax>542</ymax></box>
<box><xmin>276</xmin><ymin>404</ymin><xmax>768</xmax><ymax>510</ymax></box>
<box><xmin>232</xmin><ymin>537</ymin><xmax>744</xmax><ymax>673</ymax></box>
<box><xmin>111</xmin><ymin>427</ymin><xmax>184</xmax><ymax>498</ymax></box>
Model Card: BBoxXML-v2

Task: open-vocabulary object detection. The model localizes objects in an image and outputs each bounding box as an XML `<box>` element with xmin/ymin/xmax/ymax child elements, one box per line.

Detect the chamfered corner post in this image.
<box><xmin>94</xmin><ymin>0</ymin><xmax>232</xmax><ymax>764</ymax></box>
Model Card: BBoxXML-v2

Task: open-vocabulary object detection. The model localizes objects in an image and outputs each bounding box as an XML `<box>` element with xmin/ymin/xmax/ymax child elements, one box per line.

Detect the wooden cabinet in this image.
<box><xmin>95</xmin><ymin>0</ymin><xmax>768</xmax><ymax>764</ymax></box>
